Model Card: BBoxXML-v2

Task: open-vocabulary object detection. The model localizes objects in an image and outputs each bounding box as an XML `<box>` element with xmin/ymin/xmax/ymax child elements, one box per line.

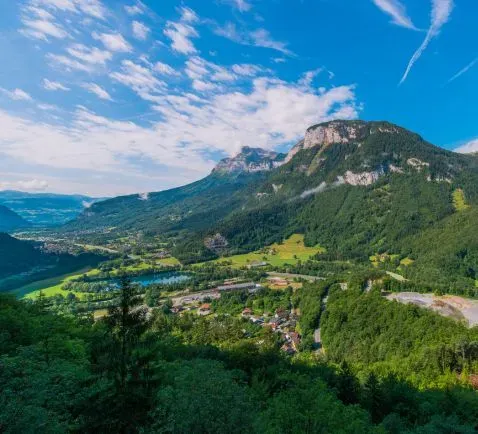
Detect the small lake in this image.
<box><xmin>128</xmin><ymin>272</ymin><xmax>190</xmax><ymax>286</ymax></box>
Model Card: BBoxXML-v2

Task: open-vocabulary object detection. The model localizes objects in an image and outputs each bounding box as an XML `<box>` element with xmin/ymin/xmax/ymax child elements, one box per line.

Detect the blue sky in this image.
<box><xmin>0</xmin><ymin>0</ymin><xmax>476</xmax><ymax>196</ymax></box>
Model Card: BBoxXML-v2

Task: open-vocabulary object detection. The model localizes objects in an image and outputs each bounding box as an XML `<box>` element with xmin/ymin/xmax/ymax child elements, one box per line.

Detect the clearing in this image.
<box><xmin>452</xmin><ymin>189</ymin><xmax>470</xmax><ymax>211</ymax></box>
<box><xmin>210</xmin><ymin>234</ymin><xmax>325</xmax><ymax>268</ymax></box>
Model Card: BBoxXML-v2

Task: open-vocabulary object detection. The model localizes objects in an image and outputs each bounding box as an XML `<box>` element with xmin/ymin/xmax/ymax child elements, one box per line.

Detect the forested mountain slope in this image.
<box><xmin>65</xmin><ymin>120</ymin><xmax>478</xmax><ymax>285</ymax></box>
<box><xmin>0</xmin><ymin>205</ymin><xmax>30</xmax><ymax>232</ymax></box>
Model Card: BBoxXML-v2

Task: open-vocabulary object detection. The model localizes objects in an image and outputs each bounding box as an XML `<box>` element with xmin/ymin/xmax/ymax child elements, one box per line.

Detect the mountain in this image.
<box><xmin>64</xmin><ymin>120</ymin><xmax>478</xmax><ymax>285</ymax></box>
<box><xmin>63</xmin><ymin>147</ymin><xmax>280</xmax><ymax>236</ymax></box>
<box><xmin>0</xmin><ymin>205</ymin><xmax>30</xmax><ymax>232</ymax></box>
<box><xmin>0</xmin><ymin>190</ymin><xmax>102</xmax><ymax>226</ymax></box>
<box><xmin>213</xmin><ymin>147</ymin><xmax>286</xmax><ymax>174</ymax></box>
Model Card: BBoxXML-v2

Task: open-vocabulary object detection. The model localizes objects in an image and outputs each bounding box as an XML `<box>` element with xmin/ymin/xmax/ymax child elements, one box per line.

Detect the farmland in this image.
<box><xmin>208</xmin><ymin>234</ymin><xmax>325</xmax><ymax>268</ymax></box>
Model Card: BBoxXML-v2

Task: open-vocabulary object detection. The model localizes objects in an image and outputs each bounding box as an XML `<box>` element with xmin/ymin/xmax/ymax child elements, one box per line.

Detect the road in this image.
<box><xmin>267</xmin><ymin>272</ymin><xmax>325</xmax><ymax>282</ymax></box>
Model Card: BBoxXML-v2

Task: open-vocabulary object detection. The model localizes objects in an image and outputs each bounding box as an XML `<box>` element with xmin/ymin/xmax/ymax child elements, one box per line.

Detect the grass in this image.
<box><xmin>452</xmin><ymin>189</ymin><xmax>470</xmax><ymax>211</ymax></box>
<box><xmin>16</xmin><ymin>267</ymin><xmax>93</xmax><ymax>300</ymax></box>
<box><xmin>400</xmin><ymin>257</ymin><xmax>415</xmax><ymax>266</ymax></box>
<box><xmin>207</xmin><ymin>234</ymin><xmax>325</xmax><ymax>268</ymax></box>
<box><xmin>157</xmin><ymin>257</ymin><xmax>181</xmax><ymax>267</ymax></box>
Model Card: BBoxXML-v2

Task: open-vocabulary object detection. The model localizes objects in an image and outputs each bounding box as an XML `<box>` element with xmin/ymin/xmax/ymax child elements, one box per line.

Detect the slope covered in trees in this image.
<box><xmin>0</xmin><ymin>205</ymin><xmax>30</xmax><ymax>232</ymax></box>
<box><xmin>64</xmin><ymin>120</ymin><xmax>478</xmax><ymax>288</ymax></box>
<box><xmin>2</xmin><ymin>276</ymin><xmax>478</xmax><ymax>433</ymax></box>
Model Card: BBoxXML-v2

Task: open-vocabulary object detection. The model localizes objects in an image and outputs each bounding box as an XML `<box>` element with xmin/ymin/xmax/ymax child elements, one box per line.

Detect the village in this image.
<box><xmin>168</xmin><ymin>276</ymin><xmax>303</xmax><ymax>354</ymax></box>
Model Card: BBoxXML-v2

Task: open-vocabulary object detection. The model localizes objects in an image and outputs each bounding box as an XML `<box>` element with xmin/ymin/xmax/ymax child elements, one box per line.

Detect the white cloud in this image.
<box><xmin>0</xmin><ymin>88</ymin><xmax>33</xmax><ymax>101</ymax></box>
<box><xmin>192</xmin><ymin>80</ymin><xmax>219</xmax><ymax>92</ymax></box>
<box><xmin>455</xmin><ymin>139</ymin><xmax>478</xmax><ymax>154</ymax></box>
<box><xmin>0</xmin><ymin>73</ymin><xmax>359</xmax><ymax>194</ymax></box>
<box><xmin>27</xmin><ymin>0</ymin><xmax>106</xmax><ymax>19</ymax></box>
<box><xmin>92</xmin><ymin>31</ymin><xmax>132</xmax><ymax>52</ymax></box>
<box><xmin>75</xmin><ymin>0</ymin><xmax>106</xmax><ymax>19</ymax></box>
<box><xmin>38</xmin><ymin>103</ymin><xmax>59</xmax><ymax>111</ymax></box>
<box><xmin>226</xmin><ymin>0</ymin><xmax>252</xmax><ymax>12</ymax></box>
<box><xmin>132</xmin><ymin>20</ymin><xmax>150</xmax><ymax>40</ymax></box>
<box><xmin>447</xmin><ymin>58</ymin><xmax>478</xmax><ymax>83</ymax></box>
<box><xmin>298</xmin><ymin>68</ymin><xmax>324</xmax><ymax>88</ymax></box>
<box><xmin>164</xmin><ymin>7</ymin><xmax>199</xmax><ymax>54</ymax></box>
<box><xmin>43</xmin><ymin>79</ymin><xmax>70</xmax><ymax>91</ymax></box>
<box><xmin>125</xmin><ymin>1</ymin><xmax>146</xmax><ymax>15</ymax></box>
<box><xmin>47</xmin><ymin>54</ymin><xmax>96</xmax><ymax>72</ymax></box>
<box><xmin>164</xmin><ymin>23</ymin><xmax>198</xmax><ymax>55</ymax></box>
<box><xmin>250</xmin><ymin>29</ymin><xmax>293</xmax><ymax>55</ymax></box>
<box><xmin>82</xmin><ymin>82</ymin><xmax>113</xmax><ymax>100</ymax></box>
<box><xmin>185</xmin><ymin>57</ymin><xmax>239</xmax><ymax>84</ymax></box>
<box><xmin>179</xmin><ymin>7</ymin><xmax>198</xmax><ymax>23</ymax></box>
<box><xmin>67</xmin><ymin>43</ymin><xmax>112</xmax><ymax>64</ymax></box>
<box><xmin>215</xmin><ymin>22</ymin><xmax>293</xmax><ymax>55</ymax></box>
<box><xmin>154</xmin><ymin>61</ymin><xmax>179</xmax><ymax>76</ymax></box>
<box><xmin>232</xmin><ymin>64</ymin><xmax>263</xmax><ymax>76</ymax></box>
<box><xmin>372</xmin><ymin>0</ymin><xmax>419</xmax><ymax>30</ymax></box>
<box><xmin>110</xmin><ymin>60</ymin><xmax>165</xmax><ymax>96</ymax></box>
<box><xmin>400</xmin><ymin>0</ymin><xmax>454</xmax><ymax>84</ymax></box>
<box><xmin>20</xmin><ymin>17</ymin><xmax>68</xmax><ymax>40</ymax></box>
<box><xmin>0</xmin><ymin>179</ymin><xmax>49</xmax><ymax>192</ymax></box>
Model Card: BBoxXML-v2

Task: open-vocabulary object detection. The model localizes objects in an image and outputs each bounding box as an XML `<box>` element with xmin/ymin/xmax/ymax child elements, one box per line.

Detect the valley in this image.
<box><xmin>2</xmin><ymin>120</ymin><xmax>478</xmax><ymax>433</ymax></box>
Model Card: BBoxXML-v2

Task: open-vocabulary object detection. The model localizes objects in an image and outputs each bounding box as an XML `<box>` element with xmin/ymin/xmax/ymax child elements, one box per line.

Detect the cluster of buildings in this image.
<box><xmin>242</xmin><ymin>307</ymin><xmax>302</xmax><ymax>354</ymax></box>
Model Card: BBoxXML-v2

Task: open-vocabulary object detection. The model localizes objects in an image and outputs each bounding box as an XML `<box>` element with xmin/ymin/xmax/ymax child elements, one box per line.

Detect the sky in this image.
<box><xmin>0</xmin><ymin>0</ymin><xmax>476</xmax><ymax>197</ymax></box>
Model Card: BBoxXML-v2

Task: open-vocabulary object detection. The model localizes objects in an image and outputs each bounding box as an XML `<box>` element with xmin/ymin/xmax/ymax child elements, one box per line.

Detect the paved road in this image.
<box><xmin>267</xmin><ymin>272</ymin><xmax>325</xmax><ymax>282</ymax></box>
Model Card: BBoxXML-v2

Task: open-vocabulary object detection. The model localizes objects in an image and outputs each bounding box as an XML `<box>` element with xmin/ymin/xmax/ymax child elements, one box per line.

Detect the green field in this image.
<box><xmin>208</xmin><ymin>234</ymin><xmax>325</xmax><ymax>268</ymax></box>
<box><xmin>157</xmin><ymin>257</ymin><xmax>181</xmax><ymax>266</ymax></box>
<box><xmin>14</xmin><ymin>267</ymin><xmax>94</xmax><ymax>300</ymax></box>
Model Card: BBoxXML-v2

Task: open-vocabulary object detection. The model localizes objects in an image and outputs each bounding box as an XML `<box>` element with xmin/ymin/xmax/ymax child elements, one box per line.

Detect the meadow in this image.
<box><xmin>209</xmin><ymin>234</ymin><xmax>325</xmax><ymax>268</ymax></box>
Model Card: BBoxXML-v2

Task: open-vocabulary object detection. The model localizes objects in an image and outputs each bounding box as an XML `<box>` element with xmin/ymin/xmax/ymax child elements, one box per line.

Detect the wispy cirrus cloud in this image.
<box><xmin>0</xmin><ymin>88</ymin><xmax>33</xmax><ymax>101</ymax></box>
<box><xmin>372</xmin><ymin>0</ymin><xmax>419</xmax><ymax>30</ymax></box>
<box><xmin>215</xmin><ymin>22</ymin><xmax>294</xmax><ymax>56</ymax></box>
<box><xmin>82</xmin><ymin>82</ymin><xmax>113</xmax><ymax>100</ymax></box>
<box><xmin>125</xmin><ymin>1</ymin><xmax>146</xmax><ymax>15</ymax></box>
<box><xmin>225</xmin><ymin>0</ymin><xmax>252</xmax><ymax>12</ymax></box>
<box><xmin>43</xmin><ymin>79</ymin><xmax>70</xmax><ymax>91</ymax></box>
<box><xmin>400</xmin><ymin>0</ymin><xmax>454</xmax><ymax>84</ymax></box>
<box><xmin>447</xmin><ymin>57</ymin><xmax>478</xmax><ymax>83</ymax></box>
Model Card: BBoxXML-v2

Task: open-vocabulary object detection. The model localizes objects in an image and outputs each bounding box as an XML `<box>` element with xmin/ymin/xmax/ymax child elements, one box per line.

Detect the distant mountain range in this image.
<box><xmin>0</xmin><ymin>190</ymin><xmax>103</xmax><ymax>227</ymax></box>
<box><xmin>63</xmin><ymin>120</ymin><xmax>478</xmax><ymax>288</ymax></box>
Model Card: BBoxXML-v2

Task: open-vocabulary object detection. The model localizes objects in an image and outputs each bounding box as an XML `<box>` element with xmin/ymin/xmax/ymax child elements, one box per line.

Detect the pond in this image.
<box><xmin>128</xmin><ymin>271</ymin><xmax>190</xmax><ymax>286</ymax></box>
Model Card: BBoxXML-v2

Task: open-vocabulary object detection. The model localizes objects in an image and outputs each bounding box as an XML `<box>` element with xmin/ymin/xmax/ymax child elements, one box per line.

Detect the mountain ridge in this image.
<box><xmin>62</xmin><ymin>119</ymin><xmax>478</xmax><ymax>285</ymax></box>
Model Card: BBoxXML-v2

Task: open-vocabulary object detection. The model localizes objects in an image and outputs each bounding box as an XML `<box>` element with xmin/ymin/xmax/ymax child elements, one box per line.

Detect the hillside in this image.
<box><xmin>64</xmin><ymin>120</ymin><xmax>478</xmax><ymax>286</ymax></box>
<box><xmin>0</xmin><ymin>233</ymin><xmax>106</xmax><ymax>292</ymax></box>
<box><xmin>0</xmin><ymin>205</ymin><xmax>30</xmax><ymax>232</ymax></box>
<box><xmin>0</xmin><ymin>190</ymin><xmax>100</xmax><ymax>226</ymax></box>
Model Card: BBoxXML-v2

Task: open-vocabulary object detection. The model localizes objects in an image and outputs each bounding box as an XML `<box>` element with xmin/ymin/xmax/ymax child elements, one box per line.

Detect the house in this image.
<box><xmin>286</xmin><ymin>332</ymin><xmax>301</xmax><ymax>351</ymax></box>
<box><xmin>242</xmin><ymin>308</ymin><xmax>253</xmax><ymax>317</ymax></box>
<box><xmin>281</xmin><ymin>342</ymin><xmax>296</xmax><ymax>355</ymax></box>
<box><xmin>171</xmin><ymin>306</ymin><xmax>184</xmax><ymax>314</ymax></box>
<box><xmin>198</xmin><ymin>303</ymin><xmax>212</xmax><ymax>316</ymax></box>
<box><xmin>275</xmin><ymin>308</ymin><xmax>289</xmax><ymax>320</ymax></box>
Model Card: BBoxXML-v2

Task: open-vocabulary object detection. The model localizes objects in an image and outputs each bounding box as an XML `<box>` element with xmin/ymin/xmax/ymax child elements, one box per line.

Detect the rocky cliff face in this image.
<box><xmin>213</xmin><ymin>146</ymin><xmax>286</xmax><ymax>174</ymax></box>
<box><xmin>285</xmin><ymin>120</ymin><xmax>403</xmax><ymax>162</ymax></box>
